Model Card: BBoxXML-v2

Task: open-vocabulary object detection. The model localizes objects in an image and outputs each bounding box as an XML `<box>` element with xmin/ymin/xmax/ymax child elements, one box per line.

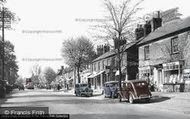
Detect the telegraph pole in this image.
<box><xmin>1</xmin><ymin>6</ymin><xmax>5</xmax><ymax>85</ymax></box>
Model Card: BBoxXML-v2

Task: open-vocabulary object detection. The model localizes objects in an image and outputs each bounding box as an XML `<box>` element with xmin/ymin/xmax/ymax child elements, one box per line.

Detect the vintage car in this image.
<box><xmin>118</xmin><ymin>80</ymin><xmax>152</xmax><ymax>103</ymax></box>
<box><xmin>25</xmin><ymin>82</ymin><xmax>34</xmax><ymax>89</ymax></box>
<box><xmin>18</xmin><ymin>84</ymin><xmax>25</xmax><ymax>90</ymax></box>
<box><xmin>103</xmin><ymin>81</ymin><xmax>119</xmax><ymax>98</ymax></box>
<box><xmin>74</xmin><ymin>83</ymin><xmax>93</xmax><ymax>97</ymax></box>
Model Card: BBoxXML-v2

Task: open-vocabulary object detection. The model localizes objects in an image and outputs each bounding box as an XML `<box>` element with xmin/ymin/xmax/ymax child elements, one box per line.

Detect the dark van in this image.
<box><xmin>74</xmin><ymin>83</ymin><xmax>93</xmax><ymax>97</ymax></box>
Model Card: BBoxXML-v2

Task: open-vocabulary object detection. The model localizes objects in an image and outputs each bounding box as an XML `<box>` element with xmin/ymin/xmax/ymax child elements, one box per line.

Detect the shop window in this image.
<box><xmin>144</xmin><ymin>45</ymin><xmax>150</xmax><ymax>60</ymax></box>
<box><xmin>171</xmin><ymin>37</ymin><xmax>179</xmax><ymax>54</ymax></box>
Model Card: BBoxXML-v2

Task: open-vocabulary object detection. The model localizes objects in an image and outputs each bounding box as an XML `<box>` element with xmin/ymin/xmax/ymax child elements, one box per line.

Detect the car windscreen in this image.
<box><xmin>133</xmin><ymin>82</ymin><xmax>147</xmax><ymax>88</ymax></box>
<box><xmin>80</xmin><ymin>84</ymin><xmax>88</xmax><ymax>87</ymax></box>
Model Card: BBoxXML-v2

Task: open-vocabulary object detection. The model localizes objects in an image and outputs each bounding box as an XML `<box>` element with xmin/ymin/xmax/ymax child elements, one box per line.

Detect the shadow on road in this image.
<box><xmin>0</xmin><ymin>98</ymin><xmax>7</xmax><ymax>107</ymax></box>
<box><xmin>0</xmin><ymin>89</ymin><xmax>19</xmax><ymax>107</ymax></box>
<box><xmin>134</xmin><ymin>96</ymin><xmax>171</xmax><ymax>104</ymax></box>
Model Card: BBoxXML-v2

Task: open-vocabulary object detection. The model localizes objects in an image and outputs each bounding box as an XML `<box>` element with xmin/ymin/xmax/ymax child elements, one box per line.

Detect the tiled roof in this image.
<box><xmin>92</xmin><ymin>41</ymin><xmax>138</xmax><ymax>62</ymax></box>
<box><xmin>138</xmin><ymin>17</ymin><xmax>190</xmax><ymax>46</ymax></box>
<box><xmin>92</xmin><ymin>50</ymin><xmax>116</xmax><ymax>63</ymax></box>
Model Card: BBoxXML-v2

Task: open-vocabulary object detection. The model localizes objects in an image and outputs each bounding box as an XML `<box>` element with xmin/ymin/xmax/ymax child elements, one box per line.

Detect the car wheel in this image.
<box><xmin>129</xmin><ymin>94</ymin><xmax>134</xmax><ymax>104</ymax></box>
<box><xmin>118</xmin><ymin>94</ymin><xmax>122</xmax><ymax>102</ymax></box>
<box><xmin>146</xmin><ymin>98</ymin><xmax>150</xmax><ymax>103</ymax></box>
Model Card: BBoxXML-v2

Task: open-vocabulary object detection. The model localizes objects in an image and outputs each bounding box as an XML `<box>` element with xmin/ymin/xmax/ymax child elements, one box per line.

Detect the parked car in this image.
<box><xmin>104</xmin><ymin>81</ymin><xmax>119</xmax><ymax>98</ymax></box>
<box><xmin>74</xmin><ymin>83</ymin><xmax>93</xmax><ymax>97</ymax></box>
<box><xmin>118</xmin><ymin>80</ymin><xmax>152</xmax><ymax>104</ymax></box>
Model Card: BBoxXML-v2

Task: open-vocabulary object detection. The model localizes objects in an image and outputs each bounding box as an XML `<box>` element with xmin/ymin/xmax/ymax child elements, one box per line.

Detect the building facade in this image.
<box><xmin>138</xmin><ymin>17</ymin><xmax>190</xmax><ymax>92</ymax></box>
<box><xmin>88</xmin><ymin>43</ymin><xmax>139</xmax><ymax>90</ymax></box>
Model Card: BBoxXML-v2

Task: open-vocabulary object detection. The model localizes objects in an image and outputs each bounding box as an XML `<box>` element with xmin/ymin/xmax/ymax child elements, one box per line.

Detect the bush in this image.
<box><xmin>0</xmin><ymin>84</ymin><xmax>6</xmax><ymax>98</ymax></box>
<box><xmin>5</xmin><ymin>84</ymin><xmax>13</xmax><ymax>94</ymax></box>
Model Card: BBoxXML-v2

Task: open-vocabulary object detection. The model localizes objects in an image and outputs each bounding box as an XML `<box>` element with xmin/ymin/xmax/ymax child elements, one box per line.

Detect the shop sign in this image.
<box><xmin>163</xmin><ymin>61</ymin><xmax>180</xmax><ymax>71</ymax></box>
<box><xmin>183</xmin><ymin>69</ymin><xmax>190</xmax><ymax>81</ymax></box>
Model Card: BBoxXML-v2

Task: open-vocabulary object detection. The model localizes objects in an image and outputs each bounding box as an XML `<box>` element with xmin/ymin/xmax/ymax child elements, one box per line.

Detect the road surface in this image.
<box><xmin>0</xmin><ymin>89</ymin><xmax>190</xmax><ymax>119</ymax></box>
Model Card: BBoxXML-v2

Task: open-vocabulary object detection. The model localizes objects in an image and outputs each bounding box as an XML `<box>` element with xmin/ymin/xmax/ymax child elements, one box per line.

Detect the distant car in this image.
<box><xmin>118</xmin><ymin>80</ymin><xmax>152</xmax><ymax>104</ymax></box>
<box><xmin>104</xmin><ymin>81</ymin><xmax>119</xmax><ymax>98</ymax></box>
<box><xmin>25</xmin><ymin>82</ymin><xmax>34</xmax><ymax>89</ymax></box>
<box><xmin>18</xmin><ymin>84</ymin><xmax>25</xmax><ymax>90</ymax></box>
<box><xmin>74</xmin><ymin>83</ymin><xmax>93</xmax><ymax>97</ymax></box>
<box><xmin>46</xmin><ymin>84</ymin><xmax>51</xmax><ymax>90</ymax></box>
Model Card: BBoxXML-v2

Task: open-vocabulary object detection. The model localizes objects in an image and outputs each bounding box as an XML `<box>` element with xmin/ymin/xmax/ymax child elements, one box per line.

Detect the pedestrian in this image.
<box><xmin>57</xmin><ymin>84</ymin><xmax>60</xmax><ymax>91</ymax></box>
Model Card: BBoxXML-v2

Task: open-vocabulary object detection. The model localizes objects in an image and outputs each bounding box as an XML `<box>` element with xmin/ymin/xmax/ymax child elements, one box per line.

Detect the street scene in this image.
<box><xmin>0</xmin><ymin>0</ymin><xmax>190</xmax><ymax>119</ymax></box>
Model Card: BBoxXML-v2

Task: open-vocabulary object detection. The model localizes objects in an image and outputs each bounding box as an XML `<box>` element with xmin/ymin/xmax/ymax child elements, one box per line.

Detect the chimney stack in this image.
<box><xmin>151</xmin><ymin>11</ymin><xmax>162</xmax><ymax>32</ymax></box>
<box><xmin>135</xmin><ymin>24</ymin><xmax>145</xmax><ymax>40</ymax></box>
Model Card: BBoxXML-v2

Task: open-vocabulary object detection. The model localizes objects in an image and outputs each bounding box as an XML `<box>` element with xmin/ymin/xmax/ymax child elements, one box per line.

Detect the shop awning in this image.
<box><xmin>115</xmin><ymin>66</ymin><xmax>127</xmax><ymax>76</ymax></box>
<box><xmin>87</xmin><ymin>70</ymin><xmax>105</xmax><ymax>78</ymax></box>
<box><xmin>163</xmin><ymin>61</ymin><xmax>182</xmax><ymax>71</ymax></box>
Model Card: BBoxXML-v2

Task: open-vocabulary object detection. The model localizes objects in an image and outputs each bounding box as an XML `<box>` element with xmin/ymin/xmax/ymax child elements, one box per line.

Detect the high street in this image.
<box><xmin>0</xmin><ymin>89</ymin><xmax>190</xmax><ymax>119</ymax></box>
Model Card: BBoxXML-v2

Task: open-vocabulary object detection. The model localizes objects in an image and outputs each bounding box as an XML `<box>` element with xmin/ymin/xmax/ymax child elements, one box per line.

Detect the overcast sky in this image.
<box><xmin>3</xmin><ymin>0</ymin><xmax>190</xmax><ymax>77</ymax></box>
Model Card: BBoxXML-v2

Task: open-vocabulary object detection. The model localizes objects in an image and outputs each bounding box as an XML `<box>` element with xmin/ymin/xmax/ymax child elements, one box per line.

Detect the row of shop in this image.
<box><xmin>87</xmin><ymin>67</ymin><xmax>127</xmax><ymax>90</ymax></box>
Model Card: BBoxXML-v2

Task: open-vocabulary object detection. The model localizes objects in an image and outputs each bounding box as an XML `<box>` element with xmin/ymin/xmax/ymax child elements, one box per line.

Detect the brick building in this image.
<box><xmin>88</xmin><ymin>42</ymin><xmax>139</xmax><ymax>90</ymax></box>
<box><xmin>137</xmin><ymin>16</ymin><xmax>190</xmax><ymax>92</ymax></box>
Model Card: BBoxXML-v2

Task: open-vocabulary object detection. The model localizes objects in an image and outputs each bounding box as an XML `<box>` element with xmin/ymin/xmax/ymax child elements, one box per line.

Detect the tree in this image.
<box><xmin>61</xmin><ymin>36</ymin><xmax>96</xmax><ymax>83</ymax></box>
<box><xmin>93</xmin><ymin>0</ymin><xmax>143</xmax><ymax>101</ymax></box>
<box><xmin>15</xmin><ymin>76</ymin><xmax>24</xmax><ymax>85</ymax></box>
<box><xmin>30</xmin><ymin>64</ymin><xmax>41</xmax><ymax>85</ymax></box>
<box><xmin>43</xmin><ymin>67</ymin><xmax>56</xmax><ymax>85</ymax></box>
<box><xmin>160</xmin><ymin>31</ymin><xmax>190</xmax><ymax>63</ymax></box>
<box><xmin>0</xmin><ymin>0</ymin><xmax>20</xmax><ymax>86</ymax></box>
<box><xmin>0</xmin><ymin>40</ymin><xmax>18</xmax><ymax>84</ymax></box>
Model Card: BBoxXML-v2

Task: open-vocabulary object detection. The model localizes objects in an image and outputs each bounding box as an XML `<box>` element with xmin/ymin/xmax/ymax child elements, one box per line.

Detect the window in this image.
<box><xmin>107</xmin><ymin>58</ymin><xmax>110</xmax><ymax>66</ymax></box>
<box><xmin>98</xmin><ymin>62</ymin><xmax>100</xmax><ymax>71</ymax></box>
<box><xmin>102</xmin><ymin>60</ymin><xmax>104</xmax><ymax>69</ymax></box>
<box><xmin>144</xmin><ymin>45</ymin><xmax>150</xmax><ymax>60</ymax></box>
<box><xmin>171</xmin><ymin>37</ymin><xmax>179</xmax><ymax>54</ymax></box>
<box><xmin>94</xmin><ymin>63</ymin><xmax>96</xmax><ymax>71</ymax></box>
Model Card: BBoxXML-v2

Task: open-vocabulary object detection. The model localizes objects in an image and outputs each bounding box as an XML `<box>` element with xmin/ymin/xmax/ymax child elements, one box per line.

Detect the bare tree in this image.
<box><xmin>61</xmin><ymin>36</ymin><xmax>96</xmax><ymax>83</ymax></box>
<box><xmin>43</xmin><ymin>67</ymin><xmax>56</xmax><ymax>85</ymax></box>
<box><xmin>160</xmin><ymin>31</ymin><xmax>190</xmax><ymax>63</ymax></box>
<box><xmin>92</xmin><ymin>0</ymin><xmax>143</xmax><ymax>101</ymax></box>
<box><xmin>30</xmin><ymin>64</ymin><xmax>41</xmax><ymax>85</ymax></box>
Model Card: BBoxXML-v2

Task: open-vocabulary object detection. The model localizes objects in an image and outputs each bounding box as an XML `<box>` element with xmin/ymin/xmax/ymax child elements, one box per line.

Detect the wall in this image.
<box><xmin>139</xmin><ymin>31</ymin><xmax>190</xmax><ymax>68</ymax></box>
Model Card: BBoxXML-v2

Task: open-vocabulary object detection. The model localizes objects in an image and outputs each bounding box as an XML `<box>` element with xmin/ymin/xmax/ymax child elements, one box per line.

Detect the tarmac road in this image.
<box><xmin>0</xmin><ymin>89</ymin><xmax>190</xmax><ymax>119</ymax></box>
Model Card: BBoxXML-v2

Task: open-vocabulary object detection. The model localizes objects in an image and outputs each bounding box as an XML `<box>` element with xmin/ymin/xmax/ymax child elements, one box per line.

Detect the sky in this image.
<box><xmin>3</xmin><ymin>0</ymin><xmax>190</xmax><ymax>78</ymax></box>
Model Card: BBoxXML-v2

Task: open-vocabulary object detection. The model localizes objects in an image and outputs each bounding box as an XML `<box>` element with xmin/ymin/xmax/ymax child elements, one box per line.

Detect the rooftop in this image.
<box><xmin>92</xmin><ymin>41</ymin><xmax>138</xmax><ymax>63</ymax></box>
<box><xmin>138</xmin><ymin>17</ymin><xmax>190</xmax><ymax>46</ymax></box>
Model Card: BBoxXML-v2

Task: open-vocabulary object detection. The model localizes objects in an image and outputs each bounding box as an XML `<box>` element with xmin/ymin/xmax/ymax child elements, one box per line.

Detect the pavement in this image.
<box><xmin>148</xmin><ymin>92</ymin><xmax>190</xmax><ymax>115</ymax></box>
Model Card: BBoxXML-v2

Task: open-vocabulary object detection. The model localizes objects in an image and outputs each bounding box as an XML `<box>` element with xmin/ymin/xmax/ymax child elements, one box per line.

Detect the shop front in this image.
<box><xmin>87</xmin><ymin>70</ymin><xmax>105</xmax><ymax>89</ymax></box>
<box><xmin>139</xmin><ymin>66</ymin><xmax>154</xmax><ymax>84</ymax></box>
<box><xmin>183</xmin><ymin>69</ymin><xmax>190</xmax><ymax>92</ymax></box>
<box><xmin>162</xmin><ymin>61</ymin><xmax>184</xmax><ymax>92</ymax></box>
